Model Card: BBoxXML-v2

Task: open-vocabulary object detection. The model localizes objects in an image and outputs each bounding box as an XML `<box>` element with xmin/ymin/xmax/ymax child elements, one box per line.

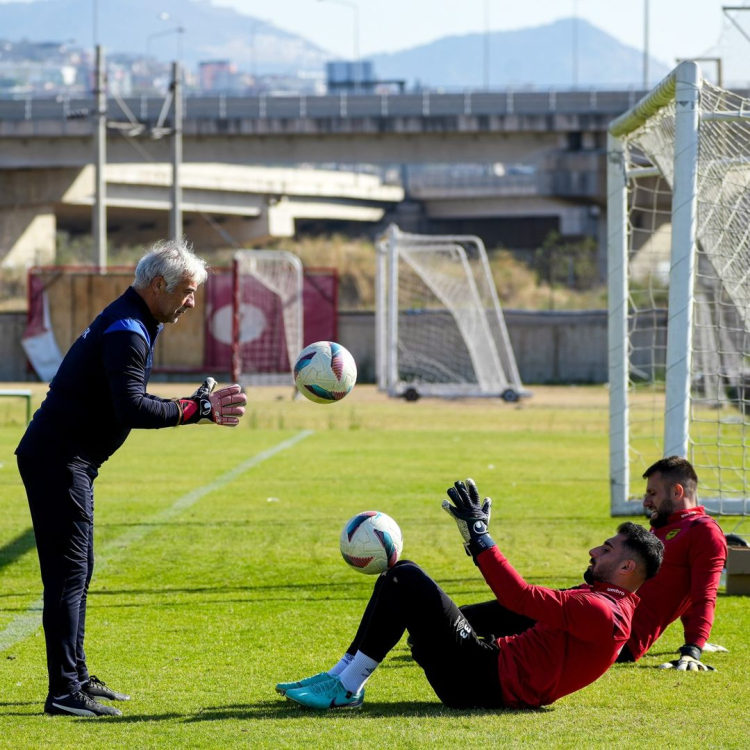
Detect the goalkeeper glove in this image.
<box><xmin>700</xmin><ymin>642</ymin><xmax>728</xmax><ymax>653</ymax></box>
<box><xmin>658</xmin><ymin>644</ymin><xmax>716</xmax><ymax>672</ymax></box>
<box><xmin>442</xmin><ymin>478</ymin><xmax>495</xmax><ymax>558</ymax></box>
<box><xmin>177</xmin><ymin>377</ymin><xmax>247</xmax><ymax>426</ymax></box>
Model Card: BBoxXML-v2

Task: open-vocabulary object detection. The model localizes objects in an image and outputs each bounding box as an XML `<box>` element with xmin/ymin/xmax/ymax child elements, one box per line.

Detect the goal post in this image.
<box><xmin>231</xmin><ymin>249</ymin><xmax>304</xmax><ymax>386</ymax></box>
<box><xmin>376</xmin><ymin>224</ymin><xmax>526</xmax><ymax>401</ymax></box>
<box><xmin>608</xmin><ymin>60</ymin><xmax>750</xmax><ymax>516</ymax></box>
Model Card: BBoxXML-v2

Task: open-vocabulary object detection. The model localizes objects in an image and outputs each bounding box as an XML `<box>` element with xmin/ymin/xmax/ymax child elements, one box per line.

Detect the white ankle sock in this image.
<box><xmin>327</xmin><ymin>652</ymin><xmax>355</xmax><ymax>677</ymax></box>
<box><xmin>338</xmin><ymin>650</ymin><xmax>379</xmax><ymax>694</ymax></box>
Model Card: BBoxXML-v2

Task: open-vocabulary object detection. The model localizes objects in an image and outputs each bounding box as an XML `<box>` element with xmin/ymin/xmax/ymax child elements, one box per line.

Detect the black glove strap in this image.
<box><xmin>467</xmin><ymin>533</ymin><xmax>497</xmax><ymax>561</ymax></box>
<box><xmin>679</xmin><ymin>644</ymin><xmax>702</xmax><ymax>660</ymax></box>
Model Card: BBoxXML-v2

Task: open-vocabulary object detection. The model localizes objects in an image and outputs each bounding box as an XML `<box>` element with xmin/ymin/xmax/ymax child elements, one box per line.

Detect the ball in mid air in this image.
<box><xmin>293</xmin><ymin>341</ymin><xmax>357</xmax><ymax>404</ymax></box>
<box><xmin>339</xmin><ymin>511</ymin><xmax>403</xmax><ymax>575</ymax></box>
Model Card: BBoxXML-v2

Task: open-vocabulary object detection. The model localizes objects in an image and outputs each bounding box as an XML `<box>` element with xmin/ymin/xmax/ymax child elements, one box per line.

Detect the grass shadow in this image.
<box><xmin>180</xmin><ymin>700</ymin><xmax>549</xmax><ymax>722</ymax></box>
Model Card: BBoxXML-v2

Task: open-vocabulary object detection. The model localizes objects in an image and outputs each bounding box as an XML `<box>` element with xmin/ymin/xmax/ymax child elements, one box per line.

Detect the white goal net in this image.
<box><xmin>231</xmin><ymin>250</ymin><xmax>303</xmax><ymax>386</ymax></box>
<box><xmin>376</xmin><ymin>225</ymin><xmax>525</xmax><ymax>401</ymax></box>
<box><xmin>608</xmin><ymin>61</ymin><xmax>750</xmax><ymax>515</ymax></box>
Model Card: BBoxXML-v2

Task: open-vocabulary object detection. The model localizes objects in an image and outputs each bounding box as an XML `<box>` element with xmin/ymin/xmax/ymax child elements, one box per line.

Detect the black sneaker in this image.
<box><xmin>44</xmin><ymin>690</ymin><xmax>122</xmax><ymax>717</ymax></box>
<box><xmin>82</xmin><ymin>675</ymin><xmax>131</xmax><ymax>701</ymax></box>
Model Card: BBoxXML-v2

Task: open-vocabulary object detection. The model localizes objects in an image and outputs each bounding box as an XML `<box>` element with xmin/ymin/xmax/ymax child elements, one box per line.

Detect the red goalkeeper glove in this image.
<box><xmin>178</xmin><ymin>378</ymin><xmax>247</xmax><ymax>426</ymax></box>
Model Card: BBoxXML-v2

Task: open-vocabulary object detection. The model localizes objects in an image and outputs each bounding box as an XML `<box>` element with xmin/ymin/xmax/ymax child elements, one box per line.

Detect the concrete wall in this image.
<box><xmin>337</xmin><ymin>309</ymin><xmax>609</xmax><ymax>385</ymax></box>
<box><xmin>504</xmin><ymin>309</ymin><xmax>609</xmax><ymax>384</ymax></box>
<box><xmin>1</xmin><ymin>308</ymin><xmax>611</xmax><ymax>385</ymax></box>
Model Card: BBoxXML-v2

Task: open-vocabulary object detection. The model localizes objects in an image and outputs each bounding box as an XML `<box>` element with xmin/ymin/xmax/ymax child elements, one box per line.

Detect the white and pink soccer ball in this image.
<box><xmin>293</xmin><ymin>341</ymin><xmax>357</xmax><ymax>404</ymax></box>
<box><xmin>339</xmin><ymin>511</ymin><xmax>404</xmax><ymax>575</ymax></box>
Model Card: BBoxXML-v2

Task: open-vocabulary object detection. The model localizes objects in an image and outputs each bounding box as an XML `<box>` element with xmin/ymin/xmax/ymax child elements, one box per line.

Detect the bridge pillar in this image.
<box><xmin>0</xmin><ymin>205</ymin><xmax>56</xmax><ymax>268</ymax></box>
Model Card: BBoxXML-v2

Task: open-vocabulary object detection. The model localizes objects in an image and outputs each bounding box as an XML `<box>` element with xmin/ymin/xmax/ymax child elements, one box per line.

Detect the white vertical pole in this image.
<box><xmin>607</xmin><ymin>132</ymin><xmax>630</xmax><ymax>513</ymax></box>
<box><xmin>375</xmin><ymin>239</ymin><xmax>386</xmax><ymax>391</ymax></box>
<box><xmin>170</xmin><ymin>61</ymin><xmax>183</xmax><ymax>240</ymax></box>
<box><xmin>664</xmin><ymin>61</ymin><xmax>701</xmax><ymax>458</ymax></box>
<box><xmin>387</xmin><ymin>224</ymin><xmax>400</xmax><ymax>394</ymax></box>
<box><xmin>93</xmin><ymin>44</ymin><xmax>107</xmax><ymax>270</ymax></box>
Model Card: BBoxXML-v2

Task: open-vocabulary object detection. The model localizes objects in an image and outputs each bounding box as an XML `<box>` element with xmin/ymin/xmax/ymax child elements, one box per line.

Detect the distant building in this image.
<box><xmin>325</xmin><ymin>60</ymin><xmax>404</xmax><ymax>94</ymax></box>
<box><xmin>199</xmin><ymin>60</ymin><xmax>241</xmax><ymax>93</ymax></box>
<box><xmin>326</xmin><ymin>60</ymin><xmax>374</xmax><ymax>93</ymax></box>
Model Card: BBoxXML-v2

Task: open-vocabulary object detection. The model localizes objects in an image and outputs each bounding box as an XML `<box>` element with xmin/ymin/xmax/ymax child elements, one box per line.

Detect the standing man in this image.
<box><xmin>616</xmin><ymin>456</ymin><xmax>728</xmax><ymax>671</ymax></box>
<box><xmin>16</xmin><ymin>239</ymin><xmax>247</xmax><ymax>717</ymax></box>
<box><xmin>276</xmin><ymin>479</ymin><xmax>663</xmax><ymax>710</ymax></box>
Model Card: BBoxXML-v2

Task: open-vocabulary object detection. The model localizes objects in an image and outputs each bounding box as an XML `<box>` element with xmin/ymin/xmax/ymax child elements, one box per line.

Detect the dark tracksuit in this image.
<box><xmin>16</xmin><ymin>286</ymin><xmax>181</xmax><ymax>698</ymax></box>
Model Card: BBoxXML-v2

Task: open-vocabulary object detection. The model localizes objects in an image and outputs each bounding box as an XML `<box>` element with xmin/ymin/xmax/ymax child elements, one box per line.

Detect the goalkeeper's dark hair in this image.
<box><xmin>642</xmin><ymin>456</ymin><xmax>698</xmax><ymax>499</ymax></box>
<box><xmin>133</xmin><ymin>238</ymin><xmax>208</xmax><ymax>292</ymax></box>
<box><xmin>617</xmin><ymin>522</ymin><xmax>664</xmax><ymax>581</ymax></box>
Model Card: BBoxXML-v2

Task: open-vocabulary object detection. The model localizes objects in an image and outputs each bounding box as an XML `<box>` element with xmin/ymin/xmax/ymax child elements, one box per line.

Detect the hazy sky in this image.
<box><xmin>218</xmin><ymin>0</ymin><xmax>748</xmax><ymax>72</ymax></box>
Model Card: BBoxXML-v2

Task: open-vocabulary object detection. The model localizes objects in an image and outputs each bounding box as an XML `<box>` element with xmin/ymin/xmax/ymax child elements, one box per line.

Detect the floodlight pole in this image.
<box><xmin>93</xmin><ymin>44</ymin><xmax>107</xmax><ymax>271</ymax></box>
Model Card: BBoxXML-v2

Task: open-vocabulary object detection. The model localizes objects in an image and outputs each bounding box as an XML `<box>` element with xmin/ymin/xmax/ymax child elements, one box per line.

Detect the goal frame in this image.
<box><xmin>608</xmin><ymin>61</ymin><xmax>750</xmax><ymax>515</ymax></box>
<box><xmin>376</xmin><ymin>224</ymin><xmax>525</xmax><ymax>401</ymax></box>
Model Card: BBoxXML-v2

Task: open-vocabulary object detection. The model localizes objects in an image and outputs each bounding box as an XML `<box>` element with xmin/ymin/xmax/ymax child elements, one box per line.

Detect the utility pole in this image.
<box><xmin>170</xmin><ymin>61</ymin><xmax>182</xmax><ymax>240</ymax></box>
<box><xmin>484</xmin><ymin>0</ymin><xmax>490</xmax><ymax>90</ymax></box>
<box><xmin>93</xmin><ymin>44</ymin><xmax>107</xmax><ymax>270</ymax></box>
<box><xmin>643</xmin><ymin>0</ymin><xmax>650</xmax><ymax>88</ymax></box>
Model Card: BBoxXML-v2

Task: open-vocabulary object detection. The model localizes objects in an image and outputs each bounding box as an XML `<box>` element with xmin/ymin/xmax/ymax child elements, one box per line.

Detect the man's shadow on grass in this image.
<box><xmin>0</xmin><ymin>701</ymin><xmax>548</xmax><ymax>722</ymax></box>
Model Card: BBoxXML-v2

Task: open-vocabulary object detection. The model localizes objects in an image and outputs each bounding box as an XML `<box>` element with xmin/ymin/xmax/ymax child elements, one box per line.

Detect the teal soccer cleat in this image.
<box><xmin>275</xmin><ymin>671</ymin><xmax>330</xmax><ymax>696</ymax></box>
<box><xmin>284</xmin><ymin>675</ymin><xmax>364</xmax><ymax>710</ymax></box>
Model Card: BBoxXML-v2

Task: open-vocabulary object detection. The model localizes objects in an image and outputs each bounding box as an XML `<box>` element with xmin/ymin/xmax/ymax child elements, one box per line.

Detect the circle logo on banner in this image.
<box><xmin>211</xmin><ymin>304</ymin><xmax>267</xmax><ymax>346</ymax></box>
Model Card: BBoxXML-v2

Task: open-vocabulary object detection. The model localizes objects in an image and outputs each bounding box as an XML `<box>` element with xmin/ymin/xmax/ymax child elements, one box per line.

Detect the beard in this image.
<box><xmin>584</xmin><ymin>559</ymin><xmax>617</xmax><ymax>585</ymax></box>
<box><xmin>648</xmin><ymin>502</ymin><xmax>674</xmax><ymax>529</ymax></box>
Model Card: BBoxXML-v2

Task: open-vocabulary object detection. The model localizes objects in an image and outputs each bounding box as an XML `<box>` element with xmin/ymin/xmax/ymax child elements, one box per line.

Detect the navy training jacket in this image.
<box><xmin>17</xmin><ymin>286</ymin><xmax>181</xmax><ymax>467</ymax></box>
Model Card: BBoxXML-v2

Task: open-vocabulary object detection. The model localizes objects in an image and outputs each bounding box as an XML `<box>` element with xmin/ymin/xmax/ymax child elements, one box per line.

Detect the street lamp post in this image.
<box><xmin>317</xmin><ymin>0</ymin><xmax>360</xmax><ymax>90</ymax></box>
<box><xmin>146</xmin><ymin>12</ymin><xmax>185</xmax><ymax>65</ymax></box>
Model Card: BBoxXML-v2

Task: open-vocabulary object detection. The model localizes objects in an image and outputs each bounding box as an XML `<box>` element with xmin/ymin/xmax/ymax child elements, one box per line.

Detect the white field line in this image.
<box><xmin>0</xmin><ymin>430</ymin><xmax>313</xmax><ymax>651</ymax></box>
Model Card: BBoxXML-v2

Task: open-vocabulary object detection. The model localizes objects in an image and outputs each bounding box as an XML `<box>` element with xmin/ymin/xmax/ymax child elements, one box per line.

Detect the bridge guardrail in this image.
<box><xmin>0</xmin><ymin>89</ymin><xmax>653</xmax><ymax>123</ymax></box>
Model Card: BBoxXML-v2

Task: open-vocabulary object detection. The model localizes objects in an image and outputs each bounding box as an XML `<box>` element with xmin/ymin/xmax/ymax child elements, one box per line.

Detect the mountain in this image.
<box><xmin>0</xmin><ymin>2</ymin><xmax>669</xmax><ymax>88</ymax></box>
<box><xmin>369</xmin><ymin>18</ymin><xmax>670</xmax><ymax>89</ymax></box>
<box><xmin>0</xmin><ymin>0</ymin><xmax>328</xmax><ymax>74</ymax></box>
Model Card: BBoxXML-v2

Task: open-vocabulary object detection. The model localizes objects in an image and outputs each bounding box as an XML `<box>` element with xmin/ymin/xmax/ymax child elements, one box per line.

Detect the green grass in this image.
<box><xmin>0</xmin><ymin>385</ymin><xmax>747</xmax><ymax>749</ymax></box>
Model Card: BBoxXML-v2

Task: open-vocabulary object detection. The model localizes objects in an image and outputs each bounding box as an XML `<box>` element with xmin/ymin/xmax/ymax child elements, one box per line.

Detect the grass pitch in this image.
<box><xmin>0</xmin><ymin>384</ymin><xmax>747</xmax><ymax>749</ymax></box>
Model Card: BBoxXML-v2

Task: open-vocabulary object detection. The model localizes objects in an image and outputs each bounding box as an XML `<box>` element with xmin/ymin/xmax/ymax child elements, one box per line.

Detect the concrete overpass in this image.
<box><xmin>0</xmin><ymin>88</ymin><xmax>653</xmax><ymax>267</ymax></box>
<box><xmin>0</xmin><ymin>162</ymin><xmax>403</xmax><ymax>267</ymax></box>
<box><xmin>0</xmin><ymin>89</ymin><xmax>640</xmax><ymax>167</ymax></box>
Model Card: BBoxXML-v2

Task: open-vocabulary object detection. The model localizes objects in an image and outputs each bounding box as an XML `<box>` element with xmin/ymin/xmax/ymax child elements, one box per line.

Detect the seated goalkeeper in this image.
<box><xmin>276</xmin><ymin>479</ymin><xmax>664</xmax><ymax>710</ymax></box>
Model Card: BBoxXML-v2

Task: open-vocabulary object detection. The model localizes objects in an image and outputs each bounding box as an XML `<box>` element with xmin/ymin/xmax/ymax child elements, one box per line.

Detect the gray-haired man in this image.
<box><xmin>16</xmin><ymin>239</ymin><xmax>246</xmax><ymax>717</ymax></box>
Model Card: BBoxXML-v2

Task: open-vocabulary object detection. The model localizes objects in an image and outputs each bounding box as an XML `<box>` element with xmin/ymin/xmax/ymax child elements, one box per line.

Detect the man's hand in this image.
<box><xmin>178</xmin><ymin>378</ymin><xmax>247</xmax><ymax>426</ymax></box>
<box><xmin>658</xmin><ymin>644</ymin><xmax>716</xmax><ymax>672</ymax></box>
<box><xmin>441</xmin><ymin>478</ymin><xmax>495</xmax><ymax>558</ymax></box>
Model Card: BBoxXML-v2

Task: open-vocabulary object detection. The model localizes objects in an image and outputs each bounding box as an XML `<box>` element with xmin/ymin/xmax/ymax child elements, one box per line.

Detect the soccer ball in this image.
<box><xmin>339</xmin><ymin>511</ymin><xmax>403</xmax><ymax>575</ymax></box>
<box><xmin>293</xmin><ymin>341</ymin><xmax>357</xmax><ymax>404</ymax></box>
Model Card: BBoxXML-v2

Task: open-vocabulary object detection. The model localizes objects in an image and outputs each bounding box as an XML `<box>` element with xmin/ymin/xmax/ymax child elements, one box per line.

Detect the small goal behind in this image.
<box><xmin>376</xmin><ymin>225</ymin><xmax>526</xmax><ymax>402</ymax></box>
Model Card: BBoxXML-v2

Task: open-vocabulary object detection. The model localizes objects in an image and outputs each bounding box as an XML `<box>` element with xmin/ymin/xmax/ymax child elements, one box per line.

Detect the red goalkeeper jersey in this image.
<box><xmin>477</xmin><ymin>546</ymin><xmax>639</xmax><ymax>709</ymax></box>
<box><xmin>625</xmin><ymin>506</ymin><xmax>726</xmax><ymax>660</ymax></box>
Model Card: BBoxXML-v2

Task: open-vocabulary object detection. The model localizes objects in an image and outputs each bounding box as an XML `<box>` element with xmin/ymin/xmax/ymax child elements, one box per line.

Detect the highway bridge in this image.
<box><xmin>0</xmin><ymin>88</ymin><xmax>654</xmax><ymax>267</ymax></box>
